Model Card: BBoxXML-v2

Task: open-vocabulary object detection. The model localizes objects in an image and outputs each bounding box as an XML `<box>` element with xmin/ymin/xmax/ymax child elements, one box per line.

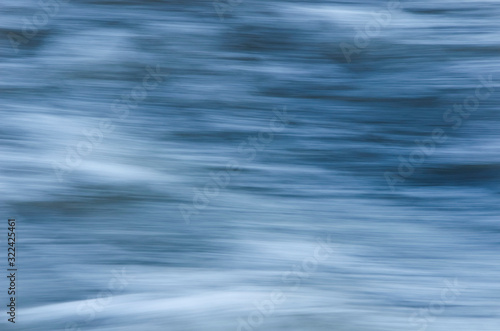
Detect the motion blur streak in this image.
<box><xmin>1</xmin><ymin>0</ymin><xmax>499</xmax><ymax>330</ymax></box>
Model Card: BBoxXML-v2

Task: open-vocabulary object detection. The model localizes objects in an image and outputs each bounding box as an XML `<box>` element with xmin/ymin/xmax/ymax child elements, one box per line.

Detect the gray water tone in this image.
<box><xmin>1</xmin><ymin>0</ymin><xmax>499</xmax><ymax>330</ymax></box>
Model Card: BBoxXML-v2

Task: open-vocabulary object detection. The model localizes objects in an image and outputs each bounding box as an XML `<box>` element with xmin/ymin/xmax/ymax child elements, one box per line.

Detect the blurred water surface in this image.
<box><xmin>1</xmin><ymin>0</ymin><xmax>500</xmax><ymax>330</ymax></box>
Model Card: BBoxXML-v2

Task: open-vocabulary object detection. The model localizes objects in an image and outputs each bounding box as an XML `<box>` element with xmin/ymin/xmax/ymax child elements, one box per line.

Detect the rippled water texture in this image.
<box><xmin>1</xmin><ymin>0</ymin><xmax>499</xmax><ymax>330</ymax></box>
